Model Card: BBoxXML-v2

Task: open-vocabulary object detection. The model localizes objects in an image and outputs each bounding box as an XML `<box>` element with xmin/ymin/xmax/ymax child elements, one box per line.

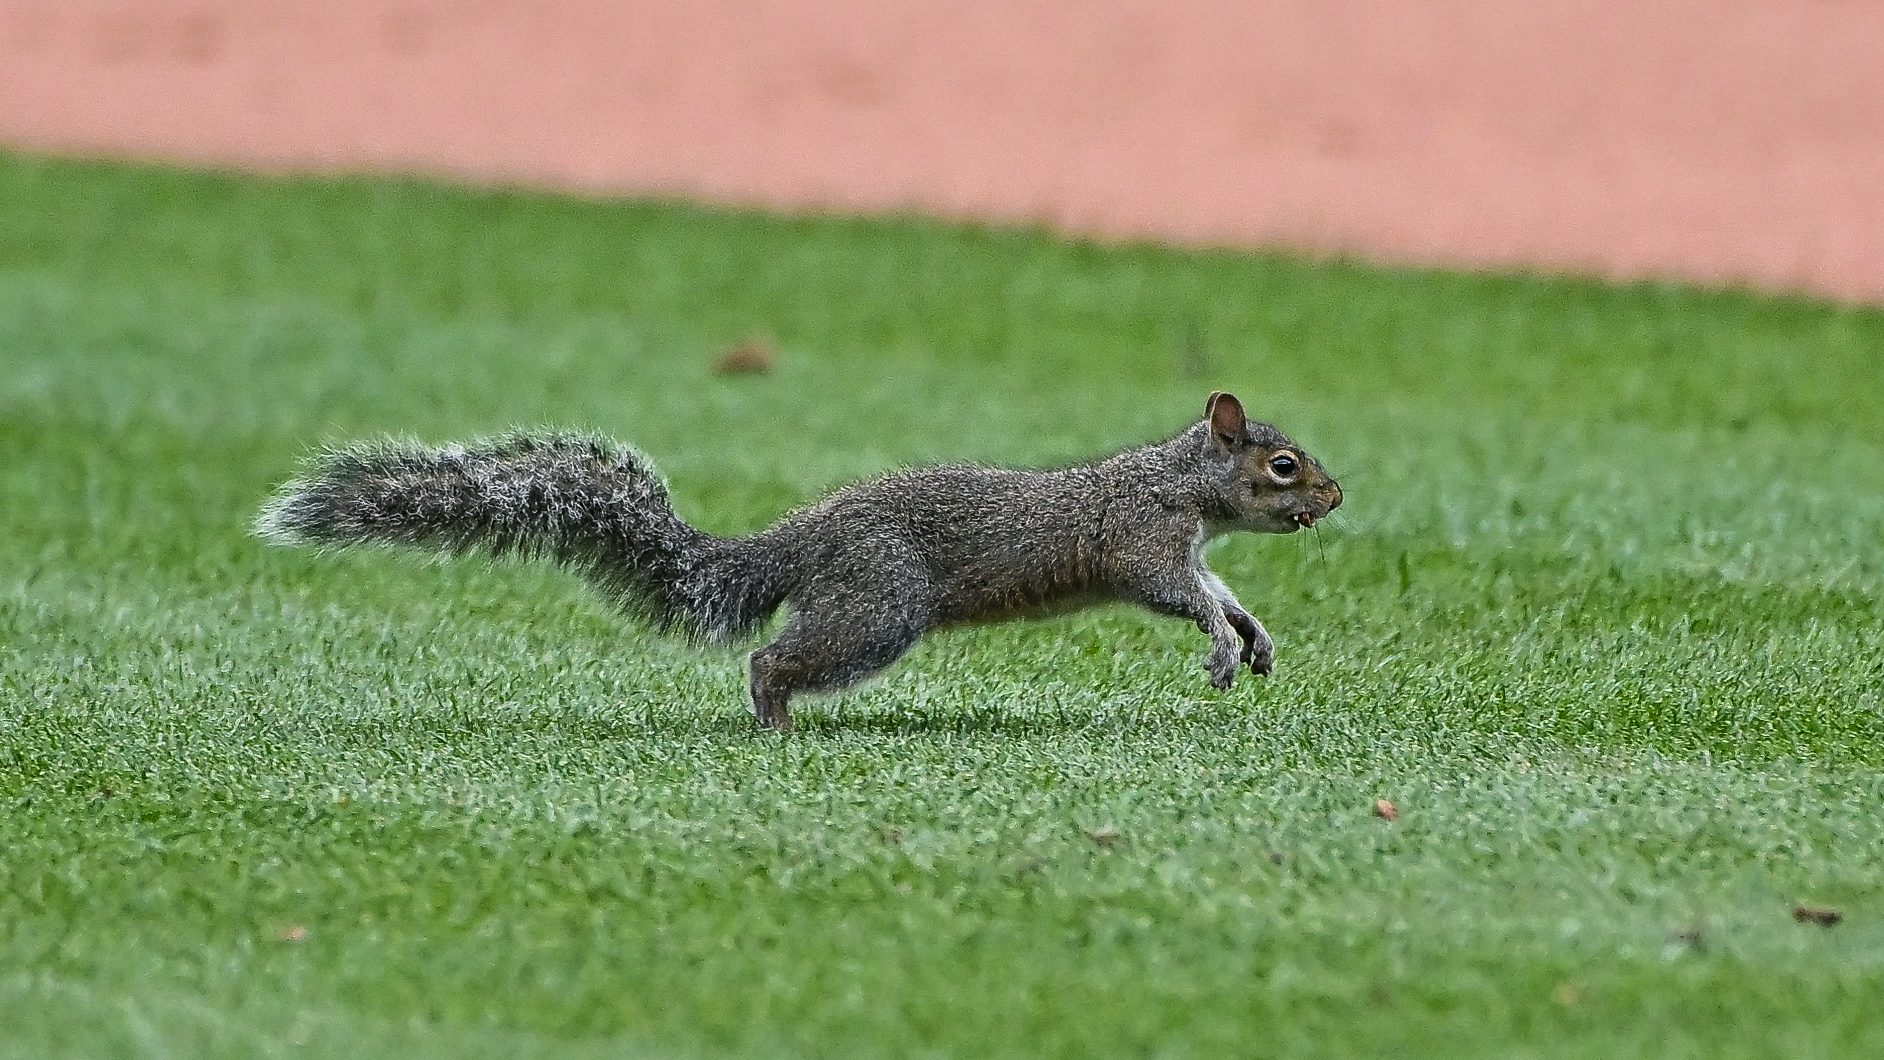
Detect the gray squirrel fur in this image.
<box><xmin>256</xmin><ymin>391</ymin><xmax>1342</xmax><ymax>729</ymax></box>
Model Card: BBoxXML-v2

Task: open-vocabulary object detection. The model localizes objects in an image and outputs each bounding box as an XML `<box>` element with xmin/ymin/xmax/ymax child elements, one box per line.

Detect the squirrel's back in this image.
<box><xmin>761</xmin><ymin>456</ymin><xmax>1156</xmax><ymax>625</ymax></box>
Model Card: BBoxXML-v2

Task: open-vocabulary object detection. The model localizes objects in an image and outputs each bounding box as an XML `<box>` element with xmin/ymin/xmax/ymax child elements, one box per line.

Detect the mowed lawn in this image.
<box><xmin>4</xmin><ymin>152</ymin><xmax>1883</xmax><ymax>1059</ymax></box>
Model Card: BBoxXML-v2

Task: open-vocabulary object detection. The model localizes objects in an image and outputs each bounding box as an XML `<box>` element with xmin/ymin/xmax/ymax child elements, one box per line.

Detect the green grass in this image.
<box><xmin>4</xmin><ymin>151</ymin><xmax>1883</xmax><ymax>1059</ymax></box>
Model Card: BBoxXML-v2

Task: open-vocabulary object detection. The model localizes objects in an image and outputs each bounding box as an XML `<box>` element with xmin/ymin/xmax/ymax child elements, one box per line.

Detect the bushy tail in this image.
<box><xmin>255</xmin><ymin>431</ymin><xmax>785</xmax><ymax>641</ymax></box>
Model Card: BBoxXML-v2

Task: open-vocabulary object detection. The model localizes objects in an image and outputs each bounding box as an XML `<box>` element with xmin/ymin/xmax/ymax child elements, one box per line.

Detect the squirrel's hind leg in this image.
<box><xmin>746</xmin><ymin>580</ymin><xmax>933</xmax><ymax>731</ymax></box>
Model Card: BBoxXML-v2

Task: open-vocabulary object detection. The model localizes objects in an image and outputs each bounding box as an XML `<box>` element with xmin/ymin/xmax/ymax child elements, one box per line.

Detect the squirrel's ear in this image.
<box><xmin>1205</xmin><ymin>391</ymin><xmax>1247</xmax><ymax>447</ymax></box>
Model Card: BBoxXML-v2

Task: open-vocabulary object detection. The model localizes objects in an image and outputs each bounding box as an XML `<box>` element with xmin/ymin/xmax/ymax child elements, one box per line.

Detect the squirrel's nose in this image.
<box><xmin>1327</xmin><ymin>482</ymin><xmax>1343</xmax><ymax>511</ymax></box>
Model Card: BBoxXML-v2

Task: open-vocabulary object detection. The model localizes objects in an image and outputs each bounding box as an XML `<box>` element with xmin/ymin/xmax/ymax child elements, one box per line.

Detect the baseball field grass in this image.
<box><xmin>4</xmin><ymin>152</ymin><xmax>1883</xmax><ymax>1058</ymax></box>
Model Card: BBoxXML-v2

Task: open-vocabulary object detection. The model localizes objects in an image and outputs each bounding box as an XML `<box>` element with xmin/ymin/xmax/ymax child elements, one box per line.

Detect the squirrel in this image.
<box><xmin>256</xmin><ymin>391</ymin><xmax>1342</xmax><ymax>729</ymax></box>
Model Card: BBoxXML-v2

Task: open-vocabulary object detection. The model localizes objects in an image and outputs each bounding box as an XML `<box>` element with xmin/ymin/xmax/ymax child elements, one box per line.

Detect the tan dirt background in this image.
<box><xmin>4</xmin><ymin>1</ymin><xmax>1882</xmax><ymax>301</ymax></box>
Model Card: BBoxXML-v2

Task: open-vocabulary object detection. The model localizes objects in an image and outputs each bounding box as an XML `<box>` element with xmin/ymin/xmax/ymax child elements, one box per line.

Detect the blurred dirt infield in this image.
<box><xmin>4</xmin><ymin>1</ymin><xmax>1882</xmax><ymax>300</ymax></box>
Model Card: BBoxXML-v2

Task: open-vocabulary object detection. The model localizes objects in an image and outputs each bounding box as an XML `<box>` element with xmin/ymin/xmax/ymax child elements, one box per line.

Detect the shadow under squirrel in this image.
<box><xmin>257</xmin><ymin>392</ymin><xmax>1342</xmax><ymax>729</ymax></box>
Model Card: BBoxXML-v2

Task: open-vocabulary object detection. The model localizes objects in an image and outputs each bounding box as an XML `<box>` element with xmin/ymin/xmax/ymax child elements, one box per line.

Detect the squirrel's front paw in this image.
<box><xmin>1242</xmin><ymin>632</ymin><xmax>1274</xmax><ymax>677</ymax></box>
<box><xmin>1207</xmin><ymin>650</ymin><xmax>1240</xmax><ymax>690</ymax></box>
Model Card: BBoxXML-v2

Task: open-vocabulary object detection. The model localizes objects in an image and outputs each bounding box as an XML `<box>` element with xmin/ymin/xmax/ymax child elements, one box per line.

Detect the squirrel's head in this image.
<box><xmin>1200</xmin><ymin>391</ymin><xmax>1342</xmax><ymax>534</ymax></box>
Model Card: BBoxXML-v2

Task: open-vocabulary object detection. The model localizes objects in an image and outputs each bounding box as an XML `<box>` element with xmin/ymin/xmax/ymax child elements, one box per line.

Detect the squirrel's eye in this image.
<box><xmin>1269</xmin><ymin>453</ymin><xmax>1299</xmax><ymax>477</ymax></box>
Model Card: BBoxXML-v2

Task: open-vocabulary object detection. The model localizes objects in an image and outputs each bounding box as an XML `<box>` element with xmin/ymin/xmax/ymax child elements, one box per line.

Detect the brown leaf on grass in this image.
<box><xmin>1086</xmin><ymin>827</ymin><xmax>1122</xmax><ymax>849</ymax></box>
<box><xmin>1794</xmin><ymin>904</ymin><xmax>1843</xmax><ymax>927</ymax></box>
<box><xmin>277</xmin><ymin>925</ymin><xmax>309</xmax><ymax>943</ymax></box>
<box><xmin>711</xmin><ymin>338</ymin><xmax>778</xmax><ymax>376</ymax></box>
<box><xmin>1373</xmin><ymin>798</ymin><xmax>1399</xmax><ymax>822</ymax></box>
<box><xmin>1667</xmin><ymin>924</ymin><xmax>1707</xmax><ymax>955</ymax></box>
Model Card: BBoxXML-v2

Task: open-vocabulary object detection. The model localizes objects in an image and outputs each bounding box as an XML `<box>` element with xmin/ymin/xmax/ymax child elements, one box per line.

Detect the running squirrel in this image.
<box><xmin>256</xmin><ymin>392</ymin><xmax>1342</xmax><ymax>729</ymax></box>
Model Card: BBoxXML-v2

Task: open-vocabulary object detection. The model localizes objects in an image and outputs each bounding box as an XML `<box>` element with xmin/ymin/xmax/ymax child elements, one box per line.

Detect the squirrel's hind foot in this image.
<box><xmin>748</xmin><ymin>673</ymin><xmax>793</xmax><ymax>731</ymax></box>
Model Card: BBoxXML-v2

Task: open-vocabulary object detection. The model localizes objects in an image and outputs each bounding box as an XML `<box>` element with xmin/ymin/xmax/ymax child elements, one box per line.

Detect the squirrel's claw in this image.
<box><xmin>1208</xmin><ymin>648</ymin><xmax>1241</xmax><ymax>690</ymax></box>
<box><xmin>1241</xmin><ymin>637</ymin><xmax>1275</xmax><ymax>677</ymax></box>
